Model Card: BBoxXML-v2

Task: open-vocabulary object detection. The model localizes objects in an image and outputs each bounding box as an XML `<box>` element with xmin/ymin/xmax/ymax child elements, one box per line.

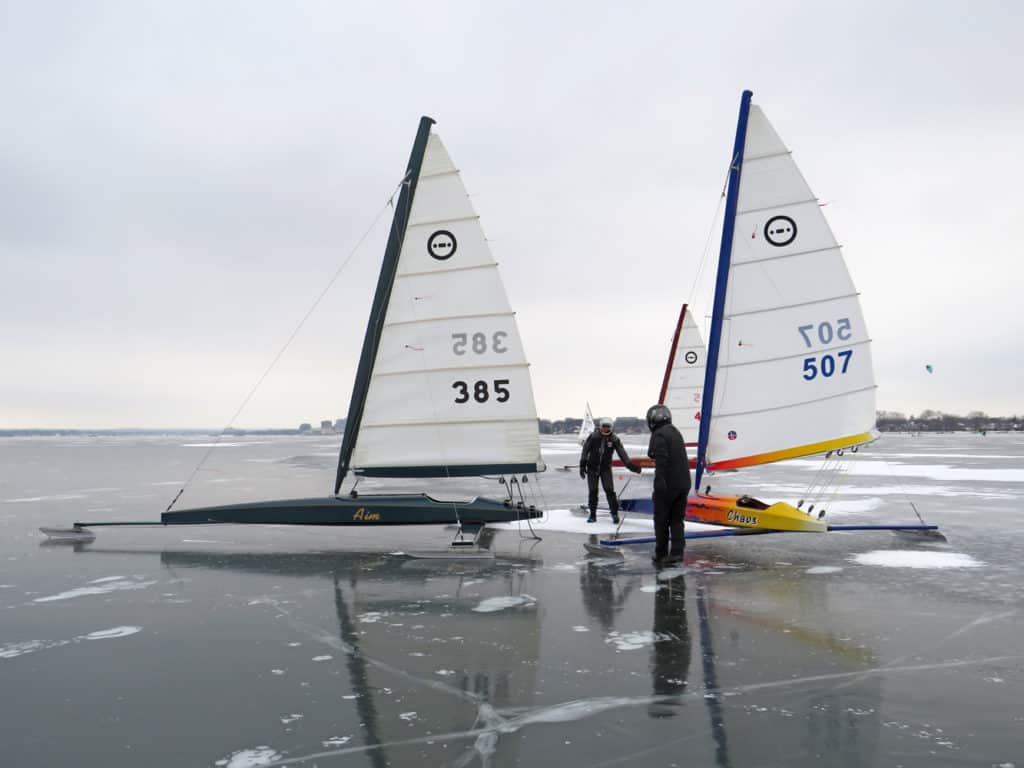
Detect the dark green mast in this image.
<box><xmin>334</xmin><ymin>116</ymin><xmax>435</xmax><ymax>494</ymax></box>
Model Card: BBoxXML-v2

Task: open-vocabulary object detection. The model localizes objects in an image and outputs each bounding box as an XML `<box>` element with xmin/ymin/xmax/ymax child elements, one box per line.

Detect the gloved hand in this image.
<box><xmin>579</xmin><ymin>467</ymin><xmax>586</xmax><ymax>480</ymax></box>
<box><xmin>629</xmin><ymin>464</ymin><xmax>642</xmax><ymax>474</ymax></box>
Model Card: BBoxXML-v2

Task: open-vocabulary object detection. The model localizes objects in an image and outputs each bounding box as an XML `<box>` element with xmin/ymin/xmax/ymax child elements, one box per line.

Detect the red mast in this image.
<box><xmin>658</xmin><ymin>303</ymin><xmax>688</xmax><ymax>405</ymax></box>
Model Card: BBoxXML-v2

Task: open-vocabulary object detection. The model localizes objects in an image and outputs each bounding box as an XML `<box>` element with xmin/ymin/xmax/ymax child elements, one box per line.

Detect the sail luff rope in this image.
<box><xmin>687</xmin><ymin>164</ymin><xmax>730</xmax><ymax>326</ymax></box>
<box><xmin>164</xmin><ymin>174</ymin><xmax>409</xmax><ymax>514</ymax></box>
<box><xmin>693</xmin><ymin>160</ymin><xmax>733</xmax><ymax>476</ymax></box>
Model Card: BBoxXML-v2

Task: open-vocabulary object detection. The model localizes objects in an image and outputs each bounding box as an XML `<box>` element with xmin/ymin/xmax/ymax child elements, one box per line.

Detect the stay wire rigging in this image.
<box><xmin>164</xmin><ymin>173</ymin><xmax>411</xmax><ymax>514</ymax></box>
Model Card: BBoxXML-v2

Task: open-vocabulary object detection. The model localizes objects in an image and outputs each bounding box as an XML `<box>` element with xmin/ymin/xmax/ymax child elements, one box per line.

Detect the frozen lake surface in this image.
<box><xmin>1</xmin><ymin>432</ymin><xmax>1022</xmax><ymax>766</ymax></box>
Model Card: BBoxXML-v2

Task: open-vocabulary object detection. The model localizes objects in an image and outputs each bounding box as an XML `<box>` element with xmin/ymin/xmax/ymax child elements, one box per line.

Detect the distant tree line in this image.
<box><xmin>538</xmin><ymin>416</ymin><xmax>647</xmax><ymax>435</ymax></box>
<box><xmin>876</xmin><ymin>410</ymin><xmax>1021</xmax><ymax>432</ymax></box>
<box><xmin>6</xmin><ymin>411</ymin><xmax>1020</xmax><ymax>439</ymax></box>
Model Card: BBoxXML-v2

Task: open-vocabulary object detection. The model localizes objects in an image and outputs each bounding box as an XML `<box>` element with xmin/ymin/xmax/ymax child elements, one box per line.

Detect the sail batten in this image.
<box><xmin>385</xmin><ymin>310</ymin><xmax>514</xmax><ymax>329</ymax></box>
<box><xmin>403</xmin><ymin>214</ymin><xmax>480</xmax><ymax>228</ymax></box>
<box><xmin>738</xmin><ymin>197</ymin><xmax>818</xmax><ymax>216</ymax></box>
<box><xmin>372</xmin><ymin>361</ymin><xmax>529</xmax><ymax>378</ymax></box>
<box><xmin>419</xmin><ymin>169</ymin><xmax>461</xmax><ymax>180</ymax></box>
<box><xmin>716</xmin><ymin>338</ymin><xmax>872</xmax><ymax>370</ymax></box>
<box><xmin>726</xmin><ymin>291</ymin><xmax>861</xmax><ymax>318</ymax></box>
<box><xmin>743</xmin><ymin>149</ymin><xmax>793</xmax><ymax>162</ymax></box>
<box><xmin>396</xmin><ymin>263</ymin><xmax>498</xmax><ymax>280</ymax></box>
<box><xmin>733</xmin><ymin>244</ymin><xmax>841</xmax><ymax>267</ymax></box>
<box><xmin>713</xmin><ymin>385</ymin><xmax>877</xmax><ymax>419</ymax></box>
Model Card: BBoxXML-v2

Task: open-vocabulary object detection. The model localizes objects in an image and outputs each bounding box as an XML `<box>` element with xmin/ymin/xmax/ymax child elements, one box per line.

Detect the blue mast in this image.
<box><xmin>334</xmin><ymin>116</ymin><xmax>435</xmax><ymax>494</ymax></box>
<box><xmin>694</xmin><ymin>90</ymin><xmax>753</xmax><ymax>492</ymax></box>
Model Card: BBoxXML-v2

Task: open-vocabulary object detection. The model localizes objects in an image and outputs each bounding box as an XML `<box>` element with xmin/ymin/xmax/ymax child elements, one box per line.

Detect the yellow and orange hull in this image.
<box><xmin>686</xmin><ymin>493</ymin><xmax>827</xmax><ymax>533</ymax></box>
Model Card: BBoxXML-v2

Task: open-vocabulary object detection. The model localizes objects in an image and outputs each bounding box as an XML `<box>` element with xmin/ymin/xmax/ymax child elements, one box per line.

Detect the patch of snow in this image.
<box><xmin>214</xmin><ymin>747</ymin><xmax>282</xmax><ymax>767</ymax></box>
<box><xmin>605</xmin><ymin>630</ymin><xmax>675</xmax><ymax>651</ymax></box>
<box><xmin>5</xmin><ymin>493</ymin><xmax>87</xmax><ymax>503</ymax></box>
<box><xmin>83</xmin><ymin>626</ymin><xmax>141</xmax><ymax>640</ymax></box>
<box><xmin>472</xmin><ymin>594</ymin><xmax>537</xmax><ymax>613</ymax></box>
<box><xmin>322</xmin><ymin>736</ymin><xmax>351</xmax><ymax>747</ymax></box>
<box><xmin>489</xmin><ymin>507</ymin><xmax>654</xmax><ymax>535</ymax></box>
<box><xmin>34</xmin><ymin>578</ymin><xmax>158</xmax><ymax>603</ymax></box>
<box><xmin>852</xmin><ymin>550</ymin><xmax>983</xmax><ymax>569</ymax></box>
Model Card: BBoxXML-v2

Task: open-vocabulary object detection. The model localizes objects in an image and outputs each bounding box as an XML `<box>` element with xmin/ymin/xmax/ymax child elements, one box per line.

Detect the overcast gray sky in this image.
<box><xmin>3</xmin><ymin>1</ymin><xmax>1021</xmax><ymax>428</ymax></box>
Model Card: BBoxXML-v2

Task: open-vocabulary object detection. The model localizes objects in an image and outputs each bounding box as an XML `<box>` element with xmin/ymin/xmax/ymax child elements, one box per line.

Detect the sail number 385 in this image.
<box><xmin>452</xmin><ymin>332</ymin><xmax>508</xmax><ymax>355</ymax></box>
<box><xmin>452</xmin><ymin>379</ymin><xmax>510</xmax><ymax>404</ymax></box>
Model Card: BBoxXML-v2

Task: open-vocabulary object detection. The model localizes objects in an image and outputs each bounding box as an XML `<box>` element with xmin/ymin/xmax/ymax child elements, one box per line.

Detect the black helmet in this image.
<box><xmin>646</xmin><ymin>404</ymin><xmax>672</xmax><ymax>431</ymax></box>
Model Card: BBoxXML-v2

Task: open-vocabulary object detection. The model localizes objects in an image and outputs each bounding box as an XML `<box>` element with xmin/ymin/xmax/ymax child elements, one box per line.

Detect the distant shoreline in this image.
<box><xmin>1</xmin><ymin>424</ymin><xmax>1020</xmax><ymax>438</ymax></box>
<box><xmin>0</xmin><ymin>428</ymin><xmax>304</xmax><ymax>437</ymax></box>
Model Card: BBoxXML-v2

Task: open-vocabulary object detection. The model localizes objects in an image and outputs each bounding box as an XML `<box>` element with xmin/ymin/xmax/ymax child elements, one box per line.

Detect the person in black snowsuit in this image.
<box><xmin>580</xmin><ymin>417</ymin><xmax>641</xmax><ymax>523</ymax></box>
<box><xmin>646</xmin><ymin>404</ymin><xmax>690</xmax><ymax>565</ymax></box>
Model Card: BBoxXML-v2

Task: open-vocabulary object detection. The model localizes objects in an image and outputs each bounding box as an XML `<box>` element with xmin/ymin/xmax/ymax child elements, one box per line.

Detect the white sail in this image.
<box><xmin>705</xmin><ymin>104</ymin><xmax>877</xmax><ymax>471</ymax></box>
<box><xmin>577</xmin><ymin>403</ymin><xmax>594</xmax><ymax>446</ymax></box>
<box><xmin>352</xmin><ymin>131</ymin><xmax>543</xmax><ymax>476</ymax></box>
<box><xmin>661</xmin><ymin>307</ymin><xmax>705</xmax><ymax>445</ymax></box>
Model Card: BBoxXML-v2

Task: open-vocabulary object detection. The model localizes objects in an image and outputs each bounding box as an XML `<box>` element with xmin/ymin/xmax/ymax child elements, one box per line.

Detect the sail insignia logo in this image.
<box><xmin>427</xmin><ymin>230</ymin><xmax>457</xmax><ymax>260</ymax></box>
<box><xmin>763</xmin><ymin>215</ymin><xmax>797</xmax><ymax>247</ymax></box>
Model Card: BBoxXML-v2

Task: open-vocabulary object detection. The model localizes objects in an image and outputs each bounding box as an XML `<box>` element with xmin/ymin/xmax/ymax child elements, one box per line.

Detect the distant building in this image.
<box><xmin>298</xmin><ymin>422</ymin><xmax>312</xmax><ymax>434</ymax></box>
<box><xmin>319</xmin><ymin>420</ymin><xmax>335</xmax><ymax>435</ymax></box>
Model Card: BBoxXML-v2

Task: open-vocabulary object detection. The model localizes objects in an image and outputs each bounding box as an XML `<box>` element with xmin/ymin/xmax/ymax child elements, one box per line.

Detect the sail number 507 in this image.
<box><xmin>452</xmin><ymin>379</ymin><xmax>510</xmax><ymax>404</ymax></box>
<box><xmin>803</xmin><ymin>351</ymin><xmax>852</xmax><ymax>380</ymax></box>
<box><xmin>798</xmin><ymin>318</ymin><xmax>851</xmax><ymax>347</ymax></box>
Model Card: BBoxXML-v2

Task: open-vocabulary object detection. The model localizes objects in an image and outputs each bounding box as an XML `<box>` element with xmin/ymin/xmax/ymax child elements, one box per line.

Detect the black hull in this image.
<box><xmin>160</xmin><ymin>493</ymin><xmax>541</xmax><ymax>526</ymax></box>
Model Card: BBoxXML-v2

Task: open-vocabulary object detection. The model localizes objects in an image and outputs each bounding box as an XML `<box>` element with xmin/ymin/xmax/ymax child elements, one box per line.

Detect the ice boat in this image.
<box><xmin>619</xmin><ymin>91</ymin><xmax>937</xmax><ymax>538</ymax></box>
<box><xmin>48</xmin><ymin>117</ymin><xmax>545</xmax><ymax>535</ymax></box>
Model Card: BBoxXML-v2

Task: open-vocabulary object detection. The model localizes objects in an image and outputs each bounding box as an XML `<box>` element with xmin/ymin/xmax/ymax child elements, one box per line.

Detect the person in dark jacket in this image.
<box><xmin>580</xmin><ymin>417</ymin><xmax>641</xmax><ymax>523</ymax></box>
<box><xmin>646</xmin><ymin>404</ymin><xmax>690</xmax><ymax>565</ymax></box>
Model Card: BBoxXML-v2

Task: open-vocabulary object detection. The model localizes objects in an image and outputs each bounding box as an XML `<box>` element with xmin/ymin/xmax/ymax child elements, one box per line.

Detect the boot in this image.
<box><xmin>586</xmin><ymin>512</ymin><xmax>597</xmax><ymax>523</ymax></box>
<box><xmin>611</xmin><ymin>512</ymin><xmax>620</xmax><ymax>525</ymax></box>
<box><xmin>665</xmin><ymin>549</ymin><xmax>685</xmax><ymax>565</ymax></box>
